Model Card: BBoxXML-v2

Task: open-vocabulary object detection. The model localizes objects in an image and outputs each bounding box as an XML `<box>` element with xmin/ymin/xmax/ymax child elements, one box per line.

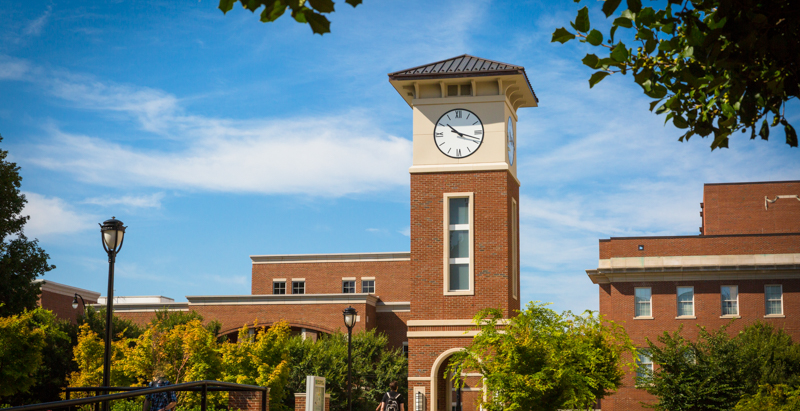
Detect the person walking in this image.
<box><xmin>376</xmin><ymin>381</ymin><xmax>404</xmax><ymax>411</ymax></box>
<box><xmin>143</xmin><ymin>372</ymin><xmax>177</xmax><ymax>411</ymax></box>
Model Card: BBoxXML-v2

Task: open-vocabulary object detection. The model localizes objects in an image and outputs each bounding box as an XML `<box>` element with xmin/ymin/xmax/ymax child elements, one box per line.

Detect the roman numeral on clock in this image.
<box><xmin>455</xmin><ymin>110</ymin><xmax>462</xmax><ymax>118</ymax></box>
<box><xmin>456</xmin><ymin>148</ymin><xmax>461</xmax><ymax>156</ymax></box>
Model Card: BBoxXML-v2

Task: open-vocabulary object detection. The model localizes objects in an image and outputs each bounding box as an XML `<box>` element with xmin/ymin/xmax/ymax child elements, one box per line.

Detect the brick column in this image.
<box><xmin>230</xmin><ymin>389</ymin><xmax>268</xmax><ymax>411</ymax></box>
<box><xmin>294</xmin><ymin>393</ymin><xmax>331</xmax><ymax>411</ymax></box>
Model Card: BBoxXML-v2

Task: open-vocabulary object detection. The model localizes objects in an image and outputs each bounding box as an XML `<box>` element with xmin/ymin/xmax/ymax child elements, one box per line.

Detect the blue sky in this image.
<box><xmin>2</xmin><ymin>0</ymin><xmax>798</xmax><ymax>314</ymax></box>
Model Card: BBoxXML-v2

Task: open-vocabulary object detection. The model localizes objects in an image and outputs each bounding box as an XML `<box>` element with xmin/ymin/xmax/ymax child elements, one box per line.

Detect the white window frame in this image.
<box><xmin>342</xmin><ymin>280</ymin><xmax>356</xmax><ymax>294</ymax></box>
<box><xmin>511</xmin><ymin>198</ymin><xmax>519</xmax><ymax>300</ymax></box>
<box><xmin>635</xmin><ymin>349</ymin><xmax>654</xmax><ymax>381</ymax></box>
<box><xmin>361</xmin><ymin>278</ymin><xmax>375</xmax><ymax>294</ymax></box>
<box><xmin>676</xmin><ymin>286</ymin><xmax>695</xmax><ymax>318</ymax></box>
<box><xmin>272</xmin><ymin>281</ymin><xmax>286</xmax><ymax>295</ymax></box>
<box><xmin>443</xmin><ymin>192</ymin><xmax>474</xmax><ymax>296</ymax></box>
<box><xmin>634</xmin><ymin>287</ymin><xmax>652</xmax><ymax>319</ymax></box>
<box><xmin>292</xmin><ymin>280</ymin><xmax>305</xmax><ymax>295</ymax></box>
<box><xmin>765</xmin><ymin>284</ymin><xmax>784</xmax><ymax>317</ymax></box>
<box><xmin>720</xmin><ymin>285</ymin><xmax>739</xmax><ymax>317</ymax></box>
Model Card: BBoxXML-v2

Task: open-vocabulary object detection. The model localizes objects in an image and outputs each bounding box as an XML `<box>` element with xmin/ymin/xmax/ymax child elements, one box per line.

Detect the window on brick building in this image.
<box><xmin>635</xmin><ymin>287</ymin><xmax>652</xmax><ymax>317</ymax></box>
<box><xmin>292</xmin><ymin>281</ymin><xmax>305</xmax><ymax>294</ymax></box>
<box><xmin>362</xmin><ymin>279</ymin><xmax>375</xmax><ymax>293</ymax></box>
<box><xmin>445</xmin><ymin>193</ymin><xmax>474</xmax><ymax>294</ymax></box>
<box><xmin>273</xmin><ymin>281</ymin><xmax>286</xmax><ymax>295</ymax></box>
<box><xmin>636</xmin><ymin>350</ymin><xmax>653</xmax><ymax>380</ymax></box>
<box><xmin>342</xmin><ymin>280</ymin><xmax>356</xmax><ymax>293</ymax></box>
<box><xmin>677</xmin><ymin>286</ymin><xmax>694</xmax><ymax>317</ymax></box>
<box><xmin>402</xmin><ymin>342</ymin><xmax>408</xmax><ymax>358</ymax></box>
<box><xmin>512</xmin><ymin>198</ymin><xmax>519</xmax><ymax>300</ymax></box>
<box><xmin>765</xmin><ymin>285</ymin><xmax>783</xmax><ymax>316</ymax></box>
<box><xmin>721</xmin><ymin>285</ymin><xmax>738</xmax><ymax>316</ymax></box>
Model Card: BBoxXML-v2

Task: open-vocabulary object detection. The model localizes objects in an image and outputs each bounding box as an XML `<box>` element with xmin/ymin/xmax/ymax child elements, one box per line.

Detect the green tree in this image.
<box><xmin>552</xmin><ymin>0</ymin><xmax>799</xmax><ymax>149</ymax></box>
<box><xmin>2</xmin><ymin>309</ymin><xmax>79</xmax><ymax>405</ymax></box>
<box><xmin>150</xmin><ymin>308</ymin><xmax>222</xmax><ymax>338</ymax></box>
<box><xmin>0</xmin><ymin>136</ymin><xmax>55</xmax><ymax>317</ymax></box>
<box><xmin>446</xmin><ymin>302</ymin><xmax>635</xmax><ymax>411</ymax></box>
<box><xmin>735</xmin><ymin>384</ymin><xmax>800</xmax><ymax>411</ymax></box>
<box><xmin>219</xmin><ymin>321</ymin><xmax>291</xmax><ymax>411</ymax></box>
<box><xmin>218</xmin><ymin>0</ymin><xmax>363</xmax><ymax>35</ymax></box>
<box><xmin>642</xmin><ymin>322</ymin><xmax>800</xmax><ymax>410</ymax></box>
<box><xmin>77</xmin><ymin>306</ymin><xmax>144</xmax><ymax>341</ymax></box>
<box><xmin>0</xmin><ymin>308</ymin><xmax>47</xmax><ymax>399</ymax></box>
<box><xmin>286</xmin><ymin>329</ymin><xmax>407</xmax><ymax>411</ymax></box>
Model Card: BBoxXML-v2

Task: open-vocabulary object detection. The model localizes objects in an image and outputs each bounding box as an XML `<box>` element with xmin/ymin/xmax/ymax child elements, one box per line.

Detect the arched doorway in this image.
<box><xmin>429</xmin><ymin>348</ymin><xmax>483</xmax><ymax>411</ymax></box>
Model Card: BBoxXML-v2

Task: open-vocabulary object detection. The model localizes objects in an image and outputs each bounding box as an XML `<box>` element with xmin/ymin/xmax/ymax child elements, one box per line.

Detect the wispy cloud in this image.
<box><xmin>23</xmin><ymin>6</ymin><xmax>51</xmax><ymax>36</ymax></box>
<box><xmin>83</xmin><ymin>193</ymin><xmax>165</xmax><ymax>209</ymax></box>
<box><xmin>3</xmin><ymin>57</ymin><xmax>412</xmax><ymax>197</ymax></box>
<box><xmin>22</xmin><ymin>192</ymin><xmax>96</xmax><ymax>239</ymax></box>
<box><xmin>398</xmin><ymin>226</ymin><xmax>410</xmax><ymax>237</ymax></box>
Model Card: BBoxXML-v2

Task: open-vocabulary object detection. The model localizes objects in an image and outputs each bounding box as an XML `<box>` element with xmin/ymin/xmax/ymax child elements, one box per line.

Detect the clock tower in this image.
<box><xmin>389</xmin><ymin>55</ymin><xmax>537</xmax><ymax>411</ymax></box>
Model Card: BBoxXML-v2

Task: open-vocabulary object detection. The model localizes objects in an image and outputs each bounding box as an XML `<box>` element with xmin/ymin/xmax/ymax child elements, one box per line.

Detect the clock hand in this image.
<box><xmin>456</xmin><ymin>135</ymin><xmax>480</xmax><ymax>143</ymax></box>
<box><xmin>447</xmin><ymin>124</ymin><xmax>480</xmax><ymax>140</ymax></box>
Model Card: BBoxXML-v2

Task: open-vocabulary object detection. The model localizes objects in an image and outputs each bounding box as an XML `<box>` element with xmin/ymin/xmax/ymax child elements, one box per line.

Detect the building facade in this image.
<box><xmin>92</xmin><ymin>55</ymin><xmax>537</xmax><ymax>411</ymax></box>
<box><xmin>588</xmin><ymin>181</ymin><xmax>800</xmax><ymax>410</ymax></box>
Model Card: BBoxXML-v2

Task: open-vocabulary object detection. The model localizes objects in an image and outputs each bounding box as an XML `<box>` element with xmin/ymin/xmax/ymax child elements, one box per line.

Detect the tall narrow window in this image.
<box><xmin>635</xmin><ymin>287</ymin><xmax>652</xmax><ymax>317</ymax></box>
<box><xmin>511</xmin><ymin>198</ymin><xmax>519</xmax><ymax>300</ymax></box>
<box><xmin>273</xmin><ymin>281</ymin><xmax>286</xmax><ymax>295</ymax></box>
<box><xmin>362</xmin><ymin>279</ymin><xmax>375</xmax><ymax>294</ymax></box>
<box><xmin>292</xmin><ymin>281</ymin><xmax>305</xmax><ymax>295</ymax></box>
<box><xmin>342</xmin><ymin>280</ymin><xmax>356</xmax><ymax>293</ymax></box>
<box><xmin>444</xmin><ymin>193</ymin><xmax>473</xmax><ymax>294</ymax></box>
<box><xmin>765</xmin><ymin>285</ymin><xmax>783</xmax><ymax>316</ymax></box>
<box><xmin>721</xmin><ymin>285</ymin><xmax>738</xmax><ymax>316</ymax></box>
<box><xmin>677</xmin><ymin>286</ymin><xmax>694</xmax><ymax>317</ymax></box>
<box><xmin>636</xmin><ymin>350</ymin><xmax>653</xmax><ymax>379</ymax></box>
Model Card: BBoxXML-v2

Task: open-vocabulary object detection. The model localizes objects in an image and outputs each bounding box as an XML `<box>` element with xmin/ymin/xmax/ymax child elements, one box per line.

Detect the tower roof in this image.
<box><xmin>388</xmin><ymin>54</ymin><xmax>538</xmax><ymax>108</ymax></box>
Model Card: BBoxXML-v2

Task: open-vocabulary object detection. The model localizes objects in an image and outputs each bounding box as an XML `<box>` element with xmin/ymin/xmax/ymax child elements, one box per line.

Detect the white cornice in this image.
<box><xmin>376</xmin><ymin>301</ymin><xmax>411</xmax><ymax>313</ymax></box>
<box><xmin>250</xmin><ymin>252</ymin><xmax>410</xmax><ymax>264</ymax></box>
<box><xmin>91</xmin><ymin>302</ymin><xmax>189</xmax><ymax>312</ymax></box>
<box><xmin>185</xmin><ymin>293</ymin><xmax>379</xmax><ymax>306</ymax></box>
<box><xmin>407</xmin><ymin>319</ymin><xmax>509</xmax><ymax>326</ymax></box>
<box><xmin>599</xmin><ymin>253</ymin><xmax>800</xmax><ymax>270</ymax></box>
<box><xmin>407</xmin><ymin>330</ymin><xmax>480</xmax><ymax>338</ymax></box>
<box><xmin>34</xmin><ymin>280</ymin><xmax>101</xmax><ymax>300</ymax></box>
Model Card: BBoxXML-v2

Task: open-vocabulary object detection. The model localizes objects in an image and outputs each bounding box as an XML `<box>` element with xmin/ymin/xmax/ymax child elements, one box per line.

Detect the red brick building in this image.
<box><xmin>35</xmin><ymin>279</ymin><xmax>100</xmax><ymax>324</ymax></box>
<box><xmin>94</xmin><ymin>55</ymin><xmax>537</xmax><ymax>411</ymax></box>
<box><xmin>588</xmin><ymin>181</ymin><xmax>800</xmax><ymax>410</ymax></box>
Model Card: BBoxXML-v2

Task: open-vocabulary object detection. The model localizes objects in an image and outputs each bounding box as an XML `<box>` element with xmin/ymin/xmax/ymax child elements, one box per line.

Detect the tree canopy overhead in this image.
<box><xmin>553</xmin><ymin>0</ymin><xmax>800</xmax><ymax>150</ymax></box>
<box><xmin>218</xmin><ymin>0</ymin><xmax>363</xmax><ymax>35</ymax></box>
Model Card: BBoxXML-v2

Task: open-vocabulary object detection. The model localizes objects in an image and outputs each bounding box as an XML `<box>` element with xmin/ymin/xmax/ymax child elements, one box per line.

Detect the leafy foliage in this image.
<box><xmin>734</xmin><ymin>384</ymin><xmax>800</xmax><ymax>410</ymax></box>
<box><xmin>150</xmin><ymin>308</ymin><xmax>222</xmax><ymax>337</ymax></box>
<box><xmin>218</xmin><ymin>0</ymin><xmax>364</xmax><ymax>35</ymax></box>
<box><xmin>66</xmin><ymin>323</ymin><xmax>134</xmax><ymax>391</ymax></box>
<box><xmin>0</xmin><ymin>309</ymin><xmax>47</xmax><ymax>398</ymax></box>
<box><xmin>219</xmin><ymin>321</ymin><xmax>291</xmax><ymax>411</ymax></box>
<box><xmin>641</xmin><ymin>322</ymin><xmax>800</xmax><ymax>410</ymax></box>
<box><xmin>553</xmin><ymin>0</ymin><xmax>800</xmax><ymax>149</ymax></box>
<box><xmin>447</xmin><ymin>302</ymin><xmax>635</xmax><ymax>411</ymax></box>
<box><xmin>0</xmin><ymin>136</ymin><xmax>55</xmax><ymax>317</ymax></box>
<box><xmin>285</xmin><ymin>330</ymin><xmax>407</xmax><ymax>411</ymax></box>
<box><xmin>77</xmin><ymin>306</ymin><xmax>145</xmax><ymax>342</ymax></box>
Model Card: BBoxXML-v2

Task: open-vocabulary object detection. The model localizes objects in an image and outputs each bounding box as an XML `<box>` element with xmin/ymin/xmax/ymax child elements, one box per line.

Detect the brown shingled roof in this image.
<box><xmin>388</xmin><ymin>54</ymin><xmax>538</xmax><ymax>102</ymax></box>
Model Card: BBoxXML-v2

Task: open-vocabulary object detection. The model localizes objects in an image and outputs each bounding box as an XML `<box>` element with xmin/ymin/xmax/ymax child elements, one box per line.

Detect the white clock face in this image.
<box><xmin>507</xmin><ymin>117</ymin><xmax>515</xmax><ymax>166</ymax></box>
<box><xmin>433</xmin><ymin>109</ymin><xmax>484</xmax><ymax>158</ymax></box>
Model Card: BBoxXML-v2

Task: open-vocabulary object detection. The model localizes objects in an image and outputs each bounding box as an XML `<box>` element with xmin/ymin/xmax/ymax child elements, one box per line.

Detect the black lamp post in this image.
<box><xmin>342</xmin><ymin>306</ymin><xmax>357</xmax><ymax>411</ymax></box>
<box><xmin>72</xmin><ymin>293</ymin><xmax>86</xmax><ymax>310</ymax></box>
<box><xmin>99</xmin><ymin>217</ymin><xmax>126</xmax><ymax>410</ymax></box>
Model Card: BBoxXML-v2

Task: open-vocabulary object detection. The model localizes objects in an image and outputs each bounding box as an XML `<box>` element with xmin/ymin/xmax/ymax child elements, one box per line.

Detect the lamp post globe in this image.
<box><xmin>343</xmin><ymin>306</ymin><xmax>357</xmax><ymax>411</ymax></box>
<box><xmin>99</xmin><ymin>217</ymin><xmax>126</xmax><ymax>411</ymax></box>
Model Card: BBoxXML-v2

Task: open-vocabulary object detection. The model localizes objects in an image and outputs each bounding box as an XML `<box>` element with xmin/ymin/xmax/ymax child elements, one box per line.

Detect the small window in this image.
<box><xmin>635</xmin><ymin>287</ymin><xmax>652</xmax><ymax>317</ymax></box>
<box><xmin>342</xmin><ymin>280</ymin><xmax>356</xmax><ymax>294</ymax></box>
<box><xmin>721</xmin><ymin>285</ymin><xmax>738</xmax><ymax>316</ymax></box>
<box><xmin>636</xmin><ymin>350</ymin><xmax>653</xmax><ymax>379</ymax></box>
<box><xmin>677</xmin><ymin>287</ymin><xmax>694</xmax><ymax>317</ymax></box>
<box><xmin>461</xmin><ymin>83</ymin><xmax>472</xmax><ymax>96</ymax></box>
<box><xmin>402</xmin><ymin>342</ymin><xmax>409</xmax><ymax>358</ymax></box>
<box><xmin>765</xmin><ymin>285</ymin><xmax>783</xmax><ymax>315</ymax></box>
<box><xmin>447</xmin><ymin>85</ymin><xmax>458</xmax><ymax>97</ymax></box>
<box><xmin>273</xmin><ymin>281</ymin><xmax>286</xmax><ymax>295</ymax></box>
<box><xmin>292</xmin><ymin>281</ymin><xmax>305</xmax><ymax>295</ymax></box>
<box><xmin>362</xmin><ymin>280</ymin><xmax>375</xmax><ymax>294</ymax></box>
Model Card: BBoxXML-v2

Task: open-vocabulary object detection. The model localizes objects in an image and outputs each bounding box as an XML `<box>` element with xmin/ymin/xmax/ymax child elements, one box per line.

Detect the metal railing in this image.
<box><xmin>2</xmin><ymin>380</ymin><xmax>267</xmax><ymax>411</ymax></box>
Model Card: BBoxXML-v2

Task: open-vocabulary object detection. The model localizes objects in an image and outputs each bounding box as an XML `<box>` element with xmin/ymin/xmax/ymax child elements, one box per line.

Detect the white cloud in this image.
<box><xmin>398</xmin><ymin>226</ymin><xmax>410</xmax><ymax>237</ymax></box>
<box><xmin>22</xmin><ymin>192</ymin><xmax>96</xmax><ymax>239</ymax></box>
<box><xmin>23</xmin><ymin>7</ymin><xmax>51</xmax><ymax>36</ymax></box>
<box><xmin>0</xmin><ymin>55</ymin><xmax>32</xmax><ymax>81</ymax></box>
<box><xmin>3</xmin><ymin>58</ymin><xmax>412</xmax><ymax>197</ymax></box>
<box><xmin>83</xmin><ymin>193</ymin><xmax>165</xmax><ymax>209</ymax></box>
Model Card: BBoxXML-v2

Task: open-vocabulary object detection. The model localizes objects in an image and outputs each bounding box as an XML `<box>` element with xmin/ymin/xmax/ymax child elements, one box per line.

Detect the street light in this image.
<box><xmin>72</xmin><ymin>293</ymin><xmax>86</xmax><ymax>310</ymax></box>
<box><xmin>100</xmin><ymin>217</ymin><xmax>126</xmax><ymax>410</ymax></box>
<box><xmin>343</xmin><ymin>306</ymin><xmax>357</xmax><ymax>411</ymax></box>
